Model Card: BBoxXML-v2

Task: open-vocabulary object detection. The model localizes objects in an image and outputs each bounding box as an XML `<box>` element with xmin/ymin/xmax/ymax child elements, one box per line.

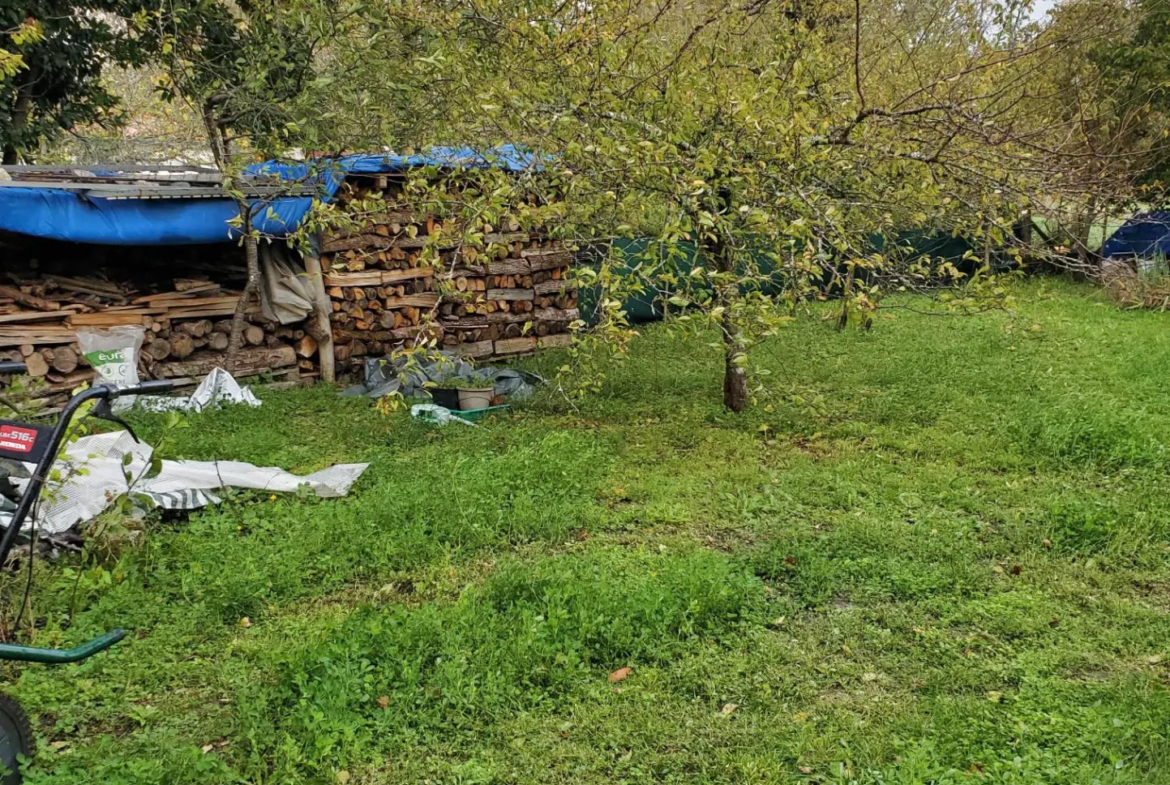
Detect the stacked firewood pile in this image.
<box><xmin>320</xmin><ymin>204</ymin><xmax>578</xmax><ymax>371</ymax></box>
<box><xmin>0</xmin><ymin>249</ymin><xmax>312</xmax><ymax>408</ymax></box>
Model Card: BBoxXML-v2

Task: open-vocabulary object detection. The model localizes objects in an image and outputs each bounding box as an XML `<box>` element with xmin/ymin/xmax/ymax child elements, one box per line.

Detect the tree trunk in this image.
<box><xmin>837</xmin><ymin>263</ymin><xmax>856</xmax><ymax>330</ymax></box>
<box><xmin>226</xmin><ymin>205</ymin><xmax>262</xmax><ymax>372</ymax></box>
<box><xmin>3</xmin><ymin>79</ymin><xmax>34</xmax><ymax>164</ymax></box>
<box><xmin>706</xmin><ymin>185</ymin><xmax>747</xmax><ymax>413</ymax></box>
<box><xmin>720</xmin><ymin>300</ymin><xmax>747</xmax><ymax>413</ymax></box>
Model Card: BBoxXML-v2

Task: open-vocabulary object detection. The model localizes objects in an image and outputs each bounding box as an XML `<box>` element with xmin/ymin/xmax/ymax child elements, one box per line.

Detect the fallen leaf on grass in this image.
<box><xmin>719</xmin><ymin>702</ymin><xmax>738</xmax><ymax>716</ymax></box>
<box><xmin>608</xmin><ymin>667</ymin><xmax>632</xmax><ymax>683</ymax></box>
<box><xmin>377</xmin><ymin>696</ymin><xmax>389</xmax><ymax>709</ymax></box>
<box><xmin>238</xmin><ymin>617</ymin><xmax>252</xmax><ymax>628</ymax></box>
<box><xmin>201</xmin><ymin>744</ymin><xmax>214</xmax><ymax>754</ymax></box>
<box><xmin>799</xmin><ymin>766</ymin><xmax>813</xmax><ymax>775</ymax></box>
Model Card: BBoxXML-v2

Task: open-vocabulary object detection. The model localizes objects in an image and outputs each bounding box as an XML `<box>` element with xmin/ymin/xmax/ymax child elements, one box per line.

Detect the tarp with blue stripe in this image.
<box><xmin>0</xmin><ymin>146</ymin><xmax>541</xmax><ymax>246</ymax></box>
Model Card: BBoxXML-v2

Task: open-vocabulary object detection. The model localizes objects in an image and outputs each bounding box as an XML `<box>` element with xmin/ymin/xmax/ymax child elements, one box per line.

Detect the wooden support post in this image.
<box><xmin>303</xmin><ymin>240</ymin><xmax>336</xmax><ymax>383</ymax></box>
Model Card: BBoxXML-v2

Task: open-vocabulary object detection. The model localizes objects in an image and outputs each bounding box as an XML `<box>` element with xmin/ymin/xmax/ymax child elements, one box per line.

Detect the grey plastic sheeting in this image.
<box><xmin>341</xmin><ymin>352</ymin><xmax>540</xmax><ymax>400</ymax></box>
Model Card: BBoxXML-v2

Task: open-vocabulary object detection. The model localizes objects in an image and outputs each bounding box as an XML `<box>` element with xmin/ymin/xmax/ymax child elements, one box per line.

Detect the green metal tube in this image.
<box><xmin>0</xmin><ymin>629</ymin><xmax>125</xmax><ymax>664</ymax></box>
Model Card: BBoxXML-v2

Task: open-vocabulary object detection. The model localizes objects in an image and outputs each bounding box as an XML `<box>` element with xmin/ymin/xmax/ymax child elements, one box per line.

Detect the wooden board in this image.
<box><xmin>487</xmin><ymin>288</ymin><xmax>535</xmax><ymax>301</ymax></box>
<box><xmin>154</xmin><ymin>345</ymin><xmax>296</xmax><ymax>378</ymax></box>
<box><xmin>0</xmin><ymin>311</ymin><xmax>71</xmax><ymax>325</ymax></box>
<box><xmin>537</xmin><ymin>333</ymin><xmax>573</xmax><ymax>350</ymax></box>
<box><xmin>383</xmin><ymin>293</ymin><xmax>440</xmax><ymax>308</ymax></box>
<box><xmin>494</xmin><ymin>336</ymin><xmax>537</xmax><ymax>355</ymax></box>
<box><xmin>455</xmin><ymin>340</ymin><xmax>495</xmax><ymax>359</ymax></box>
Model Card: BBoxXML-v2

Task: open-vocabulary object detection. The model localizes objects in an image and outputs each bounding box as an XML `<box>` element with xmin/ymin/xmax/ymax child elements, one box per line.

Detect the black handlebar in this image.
<box><xmin>0</xmin><ymin>362</ymin><xmax>27</xmax><ymax>375</ymax></box>
<box><xmin>118</xmin><ymin>380</ymin><xmax>175</xmax><ymax>396</ymax></box>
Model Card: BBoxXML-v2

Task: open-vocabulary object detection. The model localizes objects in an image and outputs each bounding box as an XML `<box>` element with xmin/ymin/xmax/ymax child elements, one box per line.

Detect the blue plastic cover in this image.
<box><xmin>0</xmin><ymin>146</ymin><xmax>542</xmax><ymax>246</ymax></box>
<box><xmin>1101</xmin><ymin>212</ymin><xmax>1170</xmax><ymax>259</ymax></box>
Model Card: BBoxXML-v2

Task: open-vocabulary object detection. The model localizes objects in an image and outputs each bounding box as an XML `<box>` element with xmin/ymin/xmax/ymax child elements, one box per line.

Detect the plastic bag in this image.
<box><xmin>76</xmin><ymin>326</ymin><xmax>144</xmax><ymax>412</ymax></box>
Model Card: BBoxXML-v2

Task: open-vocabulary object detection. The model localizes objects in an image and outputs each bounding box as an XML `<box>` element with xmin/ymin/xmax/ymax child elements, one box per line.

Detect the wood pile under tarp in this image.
<box><xmin>320</xmin><ymin>190</ymin><xmax>577</xmax><ymax>372</ymax></box>
<box><xmin>0</xmin><ymin>241</ymin><xmax>313</xmax><ymax>408</ymax></box>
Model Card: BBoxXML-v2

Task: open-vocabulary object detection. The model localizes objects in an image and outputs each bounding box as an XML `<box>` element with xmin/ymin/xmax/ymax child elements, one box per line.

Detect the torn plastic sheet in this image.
<box><xmin>137</xmin><ymin>368</ymin><xmax>261</xmax><ymax>413</ymax></box>
<box><xmin>0</xmin><ymin>431</ymin><xmax>367</xmax><ymax>536</ymax></box>
<box><xmin>410</xmin><ymin>404</ymin><xmax>478</xmax><ymax>427</ymax></box>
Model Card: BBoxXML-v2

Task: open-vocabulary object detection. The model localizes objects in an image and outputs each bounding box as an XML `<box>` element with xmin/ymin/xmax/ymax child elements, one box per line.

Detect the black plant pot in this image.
<box><xmin>430</xmin><ymin>388</ymin><xmax>461</xmax><ymax>410</ymax></box>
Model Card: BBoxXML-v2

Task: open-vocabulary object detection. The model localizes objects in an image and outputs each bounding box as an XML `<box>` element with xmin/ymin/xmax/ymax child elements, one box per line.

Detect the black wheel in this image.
<box><xmin>0</xmin><ymin>692</ymin><xmax>32</xmax><ymax>785</ymax></box>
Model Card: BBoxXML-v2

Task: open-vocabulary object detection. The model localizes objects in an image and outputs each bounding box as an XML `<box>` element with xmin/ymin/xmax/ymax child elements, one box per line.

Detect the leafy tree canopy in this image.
<box><xmin>1</xmin><ymin>2</ymin><xmax>163</xmax><ymax>163</ymax></box>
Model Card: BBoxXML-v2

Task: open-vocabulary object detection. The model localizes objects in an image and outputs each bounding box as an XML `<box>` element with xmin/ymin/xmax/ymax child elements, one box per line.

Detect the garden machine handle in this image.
<box><xmin>0</xmin><ymin>629</ymin><xmax>125</xmax><ymax>664</ymax></box>
<box><xmin>0</xmin><ymin>379</ymin><xmax>174</xmax><ymax>568</ymax></box>
<box><xmin>119</xmin><ymin>380</ymin><xmax>175</xmax><ymax>396</ymax></box>
<box><xmin>0</xmin><ymin>363</ymin><xmax>27</xmax><ymax>375</ymax></box>
<box><xmin>0</xmin><ymin>379</ymin><xmax>178</xmax><ymax>664</ymax></box>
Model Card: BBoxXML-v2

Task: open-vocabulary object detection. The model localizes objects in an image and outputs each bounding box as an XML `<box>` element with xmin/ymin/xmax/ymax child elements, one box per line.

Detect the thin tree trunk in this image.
<box><xmin>706</xmin><ymin>185</ymin><xmax>747</xmax><ymax>412</ymax></box>
<box><xmin>3</xmin><ymin>80</ymin><xmax>34</xmax><ymax>164</ymax></box>
<box><xmin>720</xmin><ymin>295</ymin><xmax>747</xmax><ymax>413</ymax></box>
<box><xmin>226</xmin><ymin>205</ymin><xmax>262</xmax><ymax>372</ymax></box>
<box><xmin>837</xmin><ymin>263</ymin><xmax>856</xmax><ymax>330</ymax></box>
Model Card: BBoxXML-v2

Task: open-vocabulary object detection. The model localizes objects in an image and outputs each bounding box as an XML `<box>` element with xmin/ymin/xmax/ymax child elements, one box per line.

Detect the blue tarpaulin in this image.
<box><xmin>1101</xmin><ymin>212</ymin><xmax>1170</xmax><ymax>259</ymax></box>
<box><xmin>0</xmin><ymin>146</ymin><xmax>542</xmax><ymax>246</ymax></box>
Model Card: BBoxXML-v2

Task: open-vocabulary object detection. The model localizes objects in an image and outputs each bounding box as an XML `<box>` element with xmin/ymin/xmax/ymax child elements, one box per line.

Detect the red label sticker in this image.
<box><xmin>0</xmin><ymin>425</ymin><xmax>38</xmax><ymax>454</ymax></box>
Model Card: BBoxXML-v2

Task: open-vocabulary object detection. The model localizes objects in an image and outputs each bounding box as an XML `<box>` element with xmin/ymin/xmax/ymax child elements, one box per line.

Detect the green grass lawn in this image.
<box><xmin>4</xmin><ymin>279</ymin><xmax>1170</xmax><ymax>785</ymax></box>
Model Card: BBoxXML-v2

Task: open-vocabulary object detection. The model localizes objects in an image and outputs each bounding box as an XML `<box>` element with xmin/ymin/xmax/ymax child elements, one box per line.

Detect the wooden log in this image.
<box><xmin>486</xmin><ymin>258</ymin><xmax>531</xmax><ymax>276</ymax></box>
<box><xmin>534</xmin><ymin>307</ymin><xmax>579</xmax><ymax>323</ymax></box>
<box><xmin>49</xmin><ymin>346</ymin><xmax>79</xmax><ymax>374</ymax></box>
<box><xmin>0</xmin><ymin>285</ymin><xmax>60</xmax><ymax>311</ymax></box>
<box><xmin>520</xmin><ymin>244</ymin><xmax>567</xmax><ymax>258</ymax></box>
<box><xmin>156</xmin><ymin>345</ymin><xmax>297</xmax><ymax>379</ymax></box>
<box><xmin>171</xmin><ymin>333</ymin><xmax>196</xmax><ymax>360</ymax></box>
<box><xmin>244</xmin><ymin>325</ymin><xmax>266</xmax><ymax>346</ymax></box>
<box><xmin>296</xmin><ymin>334</ymin><xmax>319</xmax><ymax>358</ymax></box>
<box><xmin>208</xmin><ymin>332</ymin><xmax>230</xmax><ymax>352</ymax></box>
<box><xmin>534</xmin><ymin>280</ymin><xmax>572</xmax><ymax>296</ymax></box>
<box><xmin>24</xmin><ymin>352</ymin><xmax>49</xmax><ymax>377</ymax></box>
<box><xmin>177</xmin><ymin>319</ymin><xmax>212</xmax><ymax>338</ymax></box>
<box><xmin>527</xmin><ymin>252</ymin><xmax>574</xmax><ymax>272</ymax></box>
